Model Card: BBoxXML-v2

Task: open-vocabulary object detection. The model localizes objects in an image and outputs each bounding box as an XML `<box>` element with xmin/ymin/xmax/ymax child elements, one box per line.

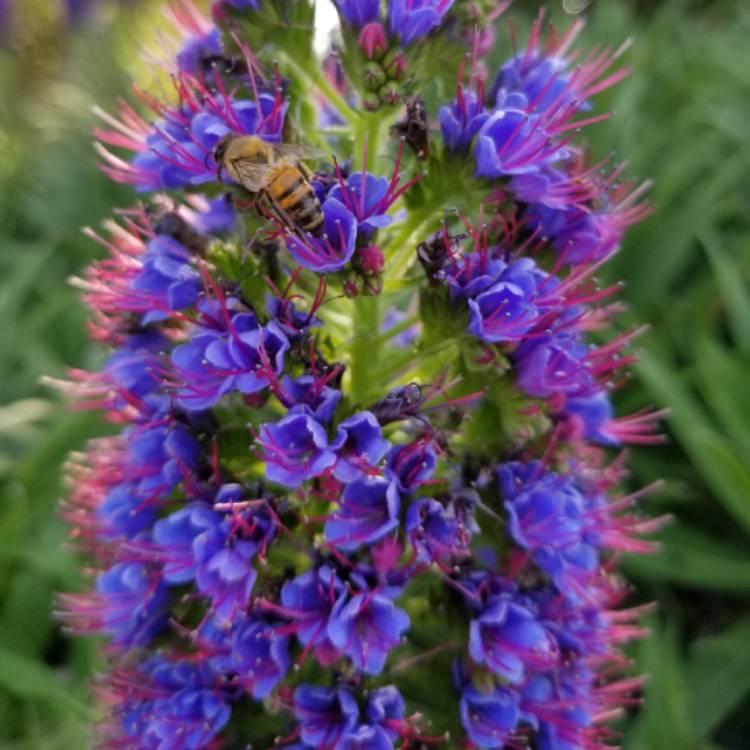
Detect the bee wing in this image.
<box><xmin>230</xmin><ymin>159</ymin><xmax>273</xmax><ymax>192</ymax></box>
<box><xmin>269</xmin><ymin>142</ymin><xmax>327</xmax><ymax>163</ymax></box>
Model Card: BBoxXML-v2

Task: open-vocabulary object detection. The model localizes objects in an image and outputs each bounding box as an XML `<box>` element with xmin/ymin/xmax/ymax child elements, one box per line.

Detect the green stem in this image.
<box><xmin>349</xmin><ymin>293</ymin><xmax>382</xmax><ymax>405</ymax></box>
<box><xmin>280</xmin><ymin>53</ymin><xmax>361</xmax><ymax>129</ymax></box>
<box><xmin>382</xmin><ymin>209</ymin><xmax>438</xmax><ymax>286</ymax></box>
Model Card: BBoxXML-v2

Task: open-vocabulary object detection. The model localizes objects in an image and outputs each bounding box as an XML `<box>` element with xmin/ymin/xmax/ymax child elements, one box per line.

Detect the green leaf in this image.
<box><xmin>686</xmin><ymin>617</ymin><xmax>750</xmax><ymax>737</ymax></box>
<box><xmin>623</xmin><ymin>525</ymin><xmax>750</xmax><ymax>593</ymax></box>
<box><xmin>700</xmin><ymin>228</ymin><xmax>750</xmax><ymax>353</ymax></box>
<box><xmin>637</xmin><ymin>352</ymin><xmax>750</xmax><ymax>534</ymax></box>
<box><xmin>0</xmin><ymin>648</ymin><xmax>92</xmax><ymax>719</ymax></box>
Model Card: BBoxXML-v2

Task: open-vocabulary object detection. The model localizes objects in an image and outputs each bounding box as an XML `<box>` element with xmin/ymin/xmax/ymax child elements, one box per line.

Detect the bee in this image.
<box><xmin>213</xmin><ymin>134</ymin><xmax>326</xmax><ymax>236</ymax></box>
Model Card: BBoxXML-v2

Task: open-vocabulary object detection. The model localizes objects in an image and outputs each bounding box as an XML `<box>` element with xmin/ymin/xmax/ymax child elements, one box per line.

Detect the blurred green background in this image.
<box><xmin>0</xmin><ymin>0</ymin><xmax>748</xmax><ymax>748</ymax></box>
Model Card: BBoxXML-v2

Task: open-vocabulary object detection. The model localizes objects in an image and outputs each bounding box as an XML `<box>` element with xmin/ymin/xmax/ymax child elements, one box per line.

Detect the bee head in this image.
<box><xmin>212</xmin><ymin>133</ymin><xmax>235</xmax><ymax>169</ymax></box>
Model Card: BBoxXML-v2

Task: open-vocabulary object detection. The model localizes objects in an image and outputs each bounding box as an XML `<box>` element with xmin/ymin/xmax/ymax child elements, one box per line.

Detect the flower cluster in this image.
<box><xmin>57</xmin><ymin>2</ymin><xmax>664</xmax><ymax>749</ymax></box>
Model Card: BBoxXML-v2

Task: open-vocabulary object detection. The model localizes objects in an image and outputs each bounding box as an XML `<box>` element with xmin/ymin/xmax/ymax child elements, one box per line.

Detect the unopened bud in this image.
<box><xmin>358</xmin><ymin>22</ymin><xmax>388</xmax><ymax>59</ymax></box>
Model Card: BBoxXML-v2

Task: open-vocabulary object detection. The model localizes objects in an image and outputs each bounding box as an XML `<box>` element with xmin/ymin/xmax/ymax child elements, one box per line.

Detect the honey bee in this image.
<box><xmin>213</xmin><ymin>134</ymin><xmax>326</xmax><ymax>235</ymax></box>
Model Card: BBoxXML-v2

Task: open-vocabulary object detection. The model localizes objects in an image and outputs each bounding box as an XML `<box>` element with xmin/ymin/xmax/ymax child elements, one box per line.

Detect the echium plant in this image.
<box><xmin>54</xmin><ymin>1</ymin><xmax>668</xmax><ymax>748</ymax></box>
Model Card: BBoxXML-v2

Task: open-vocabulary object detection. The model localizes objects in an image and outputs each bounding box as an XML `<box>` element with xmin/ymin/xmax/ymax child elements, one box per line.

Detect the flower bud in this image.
<box><xmin>358</xmin><ymin>21</ymin><xmax>388</xmax><ymax>59</ymax></box>
<box><xmin>358</xmin><ymin>245</ymin><xmax>384</xmax><ymax>274</ymax></box>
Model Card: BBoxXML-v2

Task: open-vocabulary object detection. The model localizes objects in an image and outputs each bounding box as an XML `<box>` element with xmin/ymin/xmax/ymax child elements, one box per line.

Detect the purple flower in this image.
<box><xmin>172</xmin><ymin>313</ymin><xmax>290</xmax><ymax>410</ymax></box>
<box><xmin>133</xmin><ymin>236</ymin><xmax>201</xmax><ymax>323</ymax></box>
<box><xmin>474</xmin><ymin>103</ymin><xmax>562</xmax><ymax>179</ymax></box>
<box><xmin>468</xmin><ymin>595</ymin><xmax>557</xmax><ymax>683</ymax></box>
<box><xmin>105</xmin><ymin>85</ymin><xmax>287</xmax><ymax>192</ymax></box>
<box><xmin>280</xmin><ymin>375</ymin><xmax>342</xmax><ymax>424</ymax></box>
<box><xmin>191</xmin><ymin>194</ymin><xmax>237</xmax><ymax>236</ymax></box>
<box><xmin>230</xmin><ymin>618</ymin><xmax>290</xmax><ymax>698</ymax></box>
<box><xmin>467</xmin><ymin>282</ymin><xmax>538</xmax><ymax>343</ymax></box>
<box><xmin>285</xmin><ymin>197</ymin><xmax>358</xmax><ymax>273</ymax></box>
<box><xmin>221</xmin><ymin>0</ymin><xmax>260</xmax><ymax>9</ymax></box>
<box><xmin>280</xmin><ymin>566</ymin><xmax>345</xmax><ymax>662</ymax></box>
<box><xmin>459</xmin><ymin>686</ymin><xmax>519</xmax><ymax>749</ymax></box>
<box><xmin>388</xmin><ymin>0</ymin><xmax>456</xmax><ymax>47</ymax></box>
<box><xmin>328</xmin><ymin>590</ymin><xmax>410</xmax><ymax>674</ymax></box>
<box><xmin>342</xmin><ymin>724</ymin><xmax>394</xmax><ymax>749</ymax></box>
<box><xmin>104</xmin><ymin>333</ymin><xmax>166</xmax><ymax>402</ymax></box>
<box><xmin>95</xmin><ymin>562</ymin><xmax>169</xmax><ymax>647</ymax></box>
<box><xmin>128</xmin><ymin>422</ymin><xmax>201</xmax><ymax>494</ymax></box>
<box><xmin>325</xmin><ymin>477</ymin><xmax>401</xmax><ymax>551</ymax></box>
<box><xmin>176</xmin><ymin>28</ymin><xmax>223</xmax><ymax>76</ymax></box>
<box><xmin>334</xmin><ymin>0</ymin><xmax>380</xmax><ymax>27</ymax></box>
<box><xmin>154</xmin><ymin>487</ymin><xmax>275</xmax><ymax>622</ymax></box>
<box><xmin>258</xmin><ymin>410</ymin><xmax>337</xmax><ymax>488</ymax></box>
<box><xmin>492</xmin><ymin>53</ymin><xmax>575</xmax><ymax>115</ymax></box>
<box><xmin>513</xmin><ymin>332</ymin><xmax>594</xmax><ymax>399</ymax></box>
<box><xmin>331</xmin><ymin>411</ymin><xmax>391</xmax><ymax>482</ymax></box>
<box><xmin>564</xmin><ymin>391</ymin><xmax>620</xmax><ymax>445</ymax></box>
<box><xmin>293</xmin><ymin>684</ymin><xmax>360</xmax><ymax>749</ymax></box>
<box><xmin>439</xmin><ymin>89</ymin><xmax>489</xmax><ymax>151</ymax></box>
<box><xmin>99</xmin><ymin>482</ymin><xmax>156</xmax><ymax>538</ymax></box>
<box><xmin>385</xmin><ymin>440</ymin><xmax>436</xmax><ymax>493</ymax></box>
<box><xmin>441</xmin><ymin>252</ymin><xmax>506</xmax><ymax>300</ymax></box>
<box><xmin>265</xmin><ymin>293</ymin><xmax>322</xmax><ymax>340</ymax></box>
<box><xmin>119</xmin><ymin>660</ymin><xmax>231</xmax><ymax>750</ymax></box>
<box><xmin>327</xmin><ymin>172</ymin><xmax>395</xmax><ymax>238</ymax></box>
<box><xmin>153</xmin><ymin>503</ymin><xmax>217</xmax><ymax>583</ymax></box>
<box><xmin>500</xmin><ymin>464</ymin><xmax>599</xmax><ymax>590</ymax></box>
<box><xmin>366</xmin><ymin>685</ymin><xmax>405</xmax><ymax>740</ymax></box>
<box><xmin>405</xmin><ymin>498</ymin><xmax>464</xmax><ymax>563</ymax></box>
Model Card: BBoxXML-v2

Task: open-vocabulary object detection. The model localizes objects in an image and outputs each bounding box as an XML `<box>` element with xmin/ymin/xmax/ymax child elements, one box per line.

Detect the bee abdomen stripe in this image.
<box><xmin>274</xmin><ymin>176</ymin><xmax>306</xmax><ymax>203</ymax></box>
<box><xmin>304</xmin><ymin>215</ymin><xmax>324</xmax><ymax>233</ymax></box>
<box><xmin>293</xmin><ymin>194</ymin><xmax>322</xmax><ymax>221</ymax></box>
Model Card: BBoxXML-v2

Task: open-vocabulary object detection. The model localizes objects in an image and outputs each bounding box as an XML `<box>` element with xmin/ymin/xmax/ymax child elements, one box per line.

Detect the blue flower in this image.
<box><xmin>192</xmin><ymin>194</ymin><xmax>237</xmax><ymax>236</ymax></box>
<box><xmin>366</xmin><ymin>685</ymin><xmax>405</xmax><ymax>740</ymax></box>
<box><xmin>285</xmin><ymin>197</ymin><xmax>358</xmax><ymax>272</ymax></box>
<box><xmin>342</xmin><ymin>724</ymin><xmax>394</xmax><ymax>749</ymax></box>
<box><xmin>222</xmin><ymin>0</ymin><xmax>260</xmax><ymax>9</ymax></box>
<box><xmin>405</xmin><ymin>497</ymin><xmax>464</xmax><ymax>563</ymax></box>
<box><xmin>459</xmin><ymin>686</ymin><xmax>519</xmax><ymax>749</ymax></box>
<box><xmin>280</xmin><ymin>566</ymin><xmax>345</xmax><ymax>662</ymax></box>
<box><xmin>294</xmin><ymin>684</ymin><xmax>360</xmax><ymax>749</ymax></box>
<box><xmin>334</xmin><ymin>0</ymin><xmax>381</xmax><ymax>27</ymax></box>
<box><xmin>258</xmin><ymin>410</ymin><xmax>337</xmax><ymax>488</ymax></box>
<box><xmin>98</xmin><ymin>482</ymin><xmax>156</xmax><ymax>538</ymax></box>
<box><xmin>176</xmin><ymin>28</ymin><xmax>223</xmax><ymax>76</ymax></box>
<box><xmin>500</xmin><ymin>464</ymin><xmax>599</xmax><ymax>591</ymax></box>
<box><xmin>492</xmin><ymin>53</ymin><xmax>576</xmax><ymax>115</ymax></box>
<box><xmin>385</xmin><ymin>440</ymin><xmax>436</xmax><ymax>493</ymax></box>
<box><xmin>564</xmin><ymin>391</ymin><xmax>620</xmax><ymax>445</ymax></box>
<box><xmin>468</xmin><ymin>595</ymin><xmax>557</xmax><ymax>683</ymax></box>
<box><xmin>127</xmin><ymin>422</ymin><xmax>201</xmax><ymax>494</ymax></box>
<box><xmin>325</xmin><ymin>476</ymin><xmax>401</xmax><ymax>550</ymax></box>
<box><xmin>389</xmin><ymin>0</ymin><xmax>456</xmax><ymax>47</ymax></box>
<box><xmin>327</xmin><ymin>172</ymin><xmax>395</xmax><ymax>238</ymax></box>
<box><xmin>133</xmin><ymin>236</ymin><xmax>201</xmax><ymax>324</ymax></box>
<box><xmin>467</xmin><ymin>281</ymin><xmax>538</xmax><ymax>343</ymax></box>
<box><xmin>172</xmin><ymin>312</ymin><xmax>290</xmax><ymax>410</ymax></box>
<box><xmin>230</xmin><ymin>618</ymin><xmax>290</xmax><ymax>699</ymax></box>
<box><xmin>328</xmin><ymin>590</ymin><xmax>410</xmax><ymax>674</ymax></box>
<box><xmin>439</xmin><ymin>89</ymin><xmax>489</xmax><ymax>152</ymax></box>
<box><xmin>474</xmin><ymin>103</ymin><xmax>562</xmax><ymax>179</ymax></box>
<box><xmin>96</xmin><ymin>562</ymin><xmax>169</xmax><ymax>648</ymax></box>
<box><xmin>280</xmin><ymin>375</ymin><xmax>342</xmax><ymax>425</ymax></box>
<box><xmin>118</xmin><ymin>659</ymin><xmax>231</xmax><ymax>750</ymax></box>
<box><xmin>513</xmin><ymin>332</ymin><xmax>594</xmax><ymax>399</ymax></box>
<box><xmin>331</xmin><ymin>410</ymin><xmax>391</xmax><ymax>482</ymax></box>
